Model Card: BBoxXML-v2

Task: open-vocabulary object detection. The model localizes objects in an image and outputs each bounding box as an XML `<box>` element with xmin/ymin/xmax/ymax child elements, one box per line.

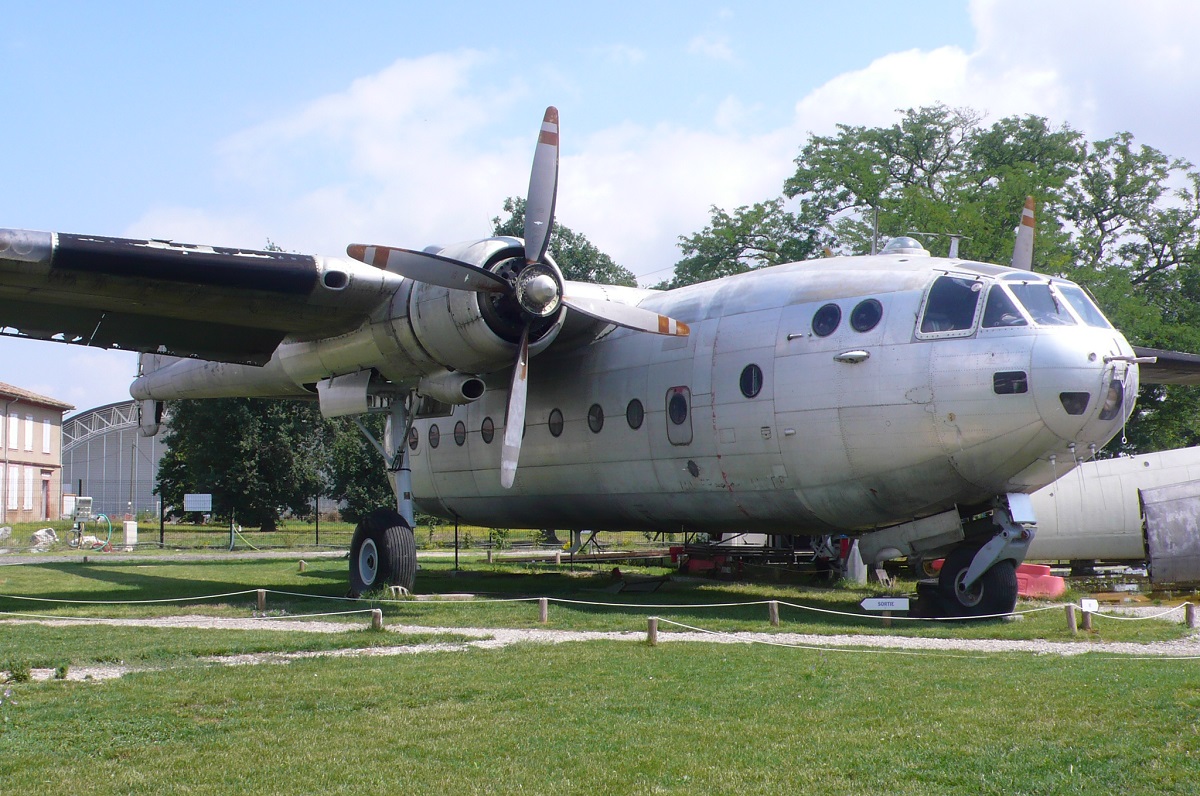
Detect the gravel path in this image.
<box><xmin>4</xmin><ymin>610</ymin><xmax>1198</xmax><ymax>683</ymax></box>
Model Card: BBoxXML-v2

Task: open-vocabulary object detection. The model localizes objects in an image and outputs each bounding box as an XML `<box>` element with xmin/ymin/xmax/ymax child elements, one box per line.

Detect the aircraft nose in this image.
<box><xmin>1030</xmin><ymin>328</ymin><xmax>1136</xmax><ymax>442</ymax></box>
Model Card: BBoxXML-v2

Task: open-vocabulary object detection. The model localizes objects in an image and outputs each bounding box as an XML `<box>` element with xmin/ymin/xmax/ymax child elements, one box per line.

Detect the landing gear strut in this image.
<box><xmin>348</xmin><ymin>393</ymin><xmax>420</xmax><ymax>596</ymax></box>
<box><xmin>933</xmin><ymin>494</ymin><xmax>1035</xmax><ymax>617</ymax></box>
<box><xmin>937</xmin><ymin>546</ymin><xmax>1017</xmax><ymax>616</ymax></box>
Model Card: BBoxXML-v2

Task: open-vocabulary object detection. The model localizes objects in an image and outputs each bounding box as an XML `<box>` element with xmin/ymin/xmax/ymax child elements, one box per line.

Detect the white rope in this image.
<box><xmin>0</xmin><ymin>590</ymin><xmax>257</xmax><ymax>605</ymax></box>
<box><xmin>655</xmin><ymin>618</ymin><xmax>993</xmax><ymax>659</ymax></box>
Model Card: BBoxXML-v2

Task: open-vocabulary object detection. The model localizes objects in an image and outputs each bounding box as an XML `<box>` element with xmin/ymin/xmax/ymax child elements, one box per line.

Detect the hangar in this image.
<box><xmin>61</xmin><ymin>400</ymin><xmax>165</xmax><ymax>519</ymax></box>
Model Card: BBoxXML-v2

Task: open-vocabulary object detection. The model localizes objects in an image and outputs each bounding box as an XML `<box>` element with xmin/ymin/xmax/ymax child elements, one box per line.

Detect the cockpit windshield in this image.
<box><xmin>1009</xmin><ymin>283</ymin><xmax>1077</xmax><ymax>326</ymax></box>
<box><xmin>981</xmin><ymin>285</ymin><xmax>1027</xmax><ymax>328</ymax></box>
<box><xmin>1057</xmin><ymin>283</ymin><xmax>1112</xmax><ymax>328</ymax></box>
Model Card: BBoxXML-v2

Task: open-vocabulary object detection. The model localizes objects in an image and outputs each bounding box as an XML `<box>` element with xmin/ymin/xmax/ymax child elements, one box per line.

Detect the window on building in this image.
<box><xmin>42</xmin><ymin>420</ymin><xmax>51</xmax><ymax>454</ymax></box>
<box><xmin>23</xmin><ymin>466</ymin><xmax>33</xmax><ymax>510</ymax></box>
<box><xmin>24</xmin><ymin>415</ymin><xmax>34</xmax><ymax>452</ymax></box>
<box><xmin>7</xmin><ymin>413</ymin><xmax>16</xmax><ymax>449</ymax></box>
<box><xmin>6</xmin><ymin>465</ymin><xmax>15</xmax><ymax>510</ymax></box>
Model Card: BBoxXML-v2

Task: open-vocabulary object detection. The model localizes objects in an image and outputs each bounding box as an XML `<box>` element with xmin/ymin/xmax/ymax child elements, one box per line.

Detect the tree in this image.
<box><xmin>667</xmin><ymin>198</ymin><xmax>820</xmax><ymax>288</ymax></box>
<box><xmin>156</xmin><ymin>399</ymin><xmax>328</xmax><ymax>531</ymax></box>
<box><xmin>324</xmin><ymin>414</ymin><xmax>394</xmax><ymax>524</ymax></box>
<box><xmin>492</xmin><ymin>197</ymin><xmax>638</xmax><ymax>286</ymax></box>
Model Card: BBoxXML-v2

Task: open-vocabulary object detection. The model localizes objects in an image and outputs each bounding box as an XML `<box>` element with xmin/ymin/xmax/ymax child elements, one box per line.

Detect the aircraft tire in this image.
<box><xmin>937</xmin><ymin>547</ymin><xmax>1017</xmax><ymax>618</ymax></box>
<box><xmin>349</xmin><ymin>508</ymin><xmax>417</xmax><ymax>597</ymax></box>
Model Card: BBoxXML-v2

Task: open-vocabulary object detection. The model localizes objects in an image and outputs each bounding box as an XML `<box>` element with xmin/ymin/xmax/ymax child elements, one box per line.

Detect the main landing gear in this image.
<box><xmin>349</xmin><ymin>508</ymin><xmax>417</xmax><ymax>597</ymax></box>
<box><xmin>346</xmin><ymin>394</ymin><xmax>421</xmax><ymax>598</ymax></box>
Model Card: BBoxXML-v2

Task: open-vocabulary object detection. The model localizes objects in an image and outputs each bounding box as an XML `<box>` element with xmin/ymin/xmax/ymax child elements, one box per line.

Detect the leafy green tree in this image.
<box><xmin>324</xmin><ymin>414</ymin><xmax>394</xmax><ymax>524</ymax></box>
<box><xmin>493</xmin><ymin>197</ymin><xmax>637</xmax><ymax>286</ymax></box>
<box><xmin>667</xmin><ymin>198</ymin><xmax>820</xmax><ymax>288</ymax></box>
<box><xmin>156</xmin><ymin>399</ymin><xmax>328</xmax><ymax>531</ymax></box>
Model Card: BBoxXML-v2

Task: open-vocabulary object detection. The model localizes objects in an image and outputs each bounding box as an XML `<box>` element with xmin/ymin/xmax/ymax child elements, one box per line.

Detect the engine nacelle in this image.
<box><xmin>418</xmin><ymin>371</ymin><xmax>486</xmax><ymax>405</ymax></box>
<box><xmin>399</xmin><ymin>237</ymin><xmax>565</xmax><ymax>375</ymax></box>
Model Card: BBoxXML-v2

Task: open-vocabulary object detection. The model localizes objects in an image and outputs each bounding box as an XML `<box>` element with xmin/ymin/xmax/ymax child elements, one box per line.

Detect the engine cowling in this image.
<box><xmin>398</xmin><ymin>237</ymin><xmax>566</xmax><ymax>375</ymax></box>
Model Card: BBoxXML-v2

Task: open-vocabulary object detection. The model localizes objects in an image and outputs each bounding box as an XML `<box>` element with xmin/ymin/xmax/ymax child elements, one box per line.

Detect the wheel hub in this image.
<box><xmin>358</xmin><ymin>538</ymin><xmax>379</xmax><ymax>587</ymax></box>
<box><xmin>953</xmin><ymin>570</ymin><xmax>984</xmax><ymax>607</ymax></box>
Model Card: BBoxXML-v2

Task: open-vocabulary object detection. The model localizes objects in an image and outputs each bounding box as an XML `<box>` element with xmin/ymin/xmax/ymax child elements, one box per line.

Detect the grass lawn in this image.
<box><xmin>2</xmin><ymin>641</ymin><xmax>1199</xmax><ymax>795</ymax></box>
<box><xmin>1</xmin><ymin>554</ymin><xmax>1198</xmax><ymax>793</ymax></box>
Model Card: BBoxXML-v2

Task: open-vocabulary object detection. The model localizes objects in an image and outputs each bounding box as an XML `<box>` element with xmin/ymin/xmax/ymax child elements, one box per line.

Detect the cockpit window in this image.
<box><xmin>1009</xmin><ymin>283</ymin><xmax>1077</xmax><ymax>326</ymax></box>
<box><xmin>1057</xmin><ymin>284</ymin><xmax>1112</xmax><ymax>328</ymax></box>
<box><xmin>919</xmin><ymin>275</ymin><xmax>983</xmax><ymax>336</ymax></box>
<box><xmin>981</xmin><ymin>285</ymin><xmax>1028</xmax><ymax>328</ymax></box>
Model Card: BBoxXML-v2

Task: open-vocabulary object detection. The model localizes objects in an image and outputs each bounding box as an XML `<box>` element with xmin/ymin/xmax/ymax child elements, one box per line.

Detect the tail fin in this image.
<box><xmin>1011</xmin><ymin>196</ymin><xmax>1035</xmax><ymax>271</ymax></box>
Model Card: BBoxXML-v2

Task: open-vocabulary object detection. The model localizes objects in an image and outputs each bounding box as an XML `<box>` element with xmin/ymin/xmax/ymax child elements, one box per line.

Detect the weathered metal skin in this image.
<box><xmin>406</xmin><ymin>256</ymin><xmax>1135</xmax><ymax>534</ymax></box>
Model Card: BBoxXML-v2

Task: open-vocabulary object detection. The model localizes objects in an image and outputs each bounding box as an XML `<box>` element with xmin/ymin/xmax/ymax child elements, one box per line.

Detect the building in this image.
<box><xmin>0</xmin><ymin>382</ymin><xmax>74</xmax><ymax>524</ymax></box>
<box><xmin>61</xmin><ymin>400</ymin><xmax>166</xmax><ymax>520</ymax></box>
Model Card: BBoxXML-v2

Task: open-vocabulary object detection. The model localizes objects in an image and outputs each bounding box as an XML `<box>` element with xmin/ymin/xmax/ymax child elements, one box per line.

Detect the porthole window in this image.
<box><xmin>739</xmin><ymin>364</ymin><xmax>763</xmax><ymax>398</ymax></box>
<box><xmin>481</xmin><ymin>417</ymin><xmax>495</xmax><ymax>444</ymax></box>
<box><xmin>548</xmin><ymin>408</ymin><xmax>564</xmax><ymax>437</ymax></box>
<box><xmin>850</xmin><ymin>299</ymin><xmax>883</xmax><ymax>332</ymax></box>
<box><xmin>812</xmin><ymin>303</ymin><xmax>841</xmax><ymax>337</ymax></box>
<box><xmin>428</xmin><ymin>424</ymin><xmax>440</xmax><ymax>449</ymax></box>
<box><xmin>587</xmin><ymin>403</ymin><xmax>604</xmax><ymax>433</ymax></box>
<box><xmin>626</xmin><ymin>398</ymin><xmax>644</xmax><ymax>430</ymax></box>
<box><xmin>668</xmin><ymin>393</ymin><xmax>688</xmax><ymax>425</ymax></box>
<box><xmin>454</xmin><ymin>421</ymin><xmax>466</xmax><ymax>446</ymax></box>
<box><xmin>407</xmin><ymin>427</ymin><xmax>419</xmax><ymax>451</ymax></box>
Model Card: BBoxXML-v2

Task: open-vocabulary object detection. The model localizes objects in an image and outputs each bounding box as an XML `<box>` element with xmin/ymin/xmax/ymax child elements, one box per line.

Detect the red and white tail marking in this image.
<box><xmin>1011</xmin><ymin>195</ymin><xmax>1035</xmax><ymax>271</ymax></box>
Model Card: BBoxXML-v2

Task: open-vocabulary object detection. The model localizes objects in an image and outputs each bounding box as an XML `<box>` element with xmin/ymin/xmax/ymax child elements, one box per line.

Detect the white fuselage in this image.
<box><xmin>403</xmin><ymin>255</ymin><xmax>1137</xmax><ymax>534</ymax></box>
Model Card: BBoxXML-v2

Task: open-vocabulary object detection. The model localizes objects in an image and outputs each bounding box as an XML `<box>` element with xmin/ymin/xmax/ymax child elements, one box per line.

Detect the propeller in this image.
<box><xmin>347</xmin><ymin>106</ymin><xmax>689</xmax><ymax>489</ymax></box>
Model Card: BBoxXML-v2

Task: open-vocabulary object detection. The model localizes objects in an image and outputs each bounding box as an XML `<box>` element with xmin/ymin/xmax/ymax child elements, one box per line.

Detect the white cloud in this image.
<box><xmin>595</xmin><ymin>43</ymin><xmax>645</xmax><ymax>66</ymax></box>
<box><xmin>687</xmin><ymin>34</ymin><xmax>735</xmax><ymax>63</ymax></box>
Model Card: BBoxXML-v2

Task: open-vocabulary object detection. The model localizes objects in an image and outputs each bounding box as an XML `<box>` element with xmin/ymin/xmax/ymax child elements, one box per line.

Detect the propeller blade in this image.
<box><xmin>346</xmin><ymin>244</ymin><xmax>508</xmax><ymax>293</ymax></box>
<box><xmin>561</xmin><ymin>291</ymin><xmax>690</xmax><ymax>336</ymax></box>
<box><xmin>524</xmin><ymin>106</ymin><xmax>559</xmax><ymax>265</ymax></box>
<box><xmin>500</xmin><ymin>326</ymin><xmax>531</xmax><ymax>489</ymax></box>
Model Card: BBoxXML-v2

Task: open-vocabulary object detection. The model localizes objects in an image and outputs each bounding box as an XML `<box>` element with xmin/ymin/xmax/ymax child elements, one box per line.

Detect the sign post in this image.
<box><xmin>860</xmin><ymin>596</ymin><xmax>910</xmax><ymax>628</ymax></box>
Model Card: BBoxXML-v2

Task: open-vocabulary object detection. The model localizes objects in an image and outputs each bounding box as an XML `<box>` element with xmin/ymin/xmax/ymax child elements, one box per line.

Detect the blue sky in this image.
<box><xmin>2</xmin><ymin>1</ymin><xmax>1199</xmax><ymax>410</ymax></box>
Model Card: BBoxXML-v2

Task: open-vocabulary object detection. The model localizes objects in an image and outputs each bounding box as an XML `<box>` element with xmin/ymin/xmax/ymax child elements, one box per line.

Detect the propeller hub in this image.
<box><xmin>515</xmin><ymin>263</ymin><xmax>562</xmax><ymax>317</ymax></box>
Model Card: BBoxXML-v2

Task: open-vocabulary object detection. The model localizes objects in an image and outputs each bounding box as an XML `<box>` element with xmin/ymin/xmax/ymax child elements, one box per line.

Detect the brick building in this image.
<box><xmin>0</xmin><ymin>382</ymin><xmax>73</xmax><ymax>524</ymax></box>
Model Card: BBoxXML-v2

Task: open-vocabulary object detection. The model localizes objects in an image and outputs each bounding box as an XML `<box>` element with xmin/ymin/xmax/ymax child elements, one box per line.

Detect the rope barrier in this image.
<box><xmin>0</xmin><ymin>590</ymin><xmax>258</xmax><ymax>605</ymax></box>
<box><xmin>655</xmin><ymin>617</ymin><xmax>994</xmax><ymax>659</ymax></box>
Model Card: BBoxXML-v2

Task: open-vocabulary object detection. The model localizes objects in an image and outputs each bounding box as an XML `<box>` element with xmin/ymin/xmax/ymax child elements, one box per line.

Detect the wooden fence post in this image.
<box><xmin>768</xmin><ymin>600</ymin><xmax>780</xmax><ymax>627</ymax></box>
<box><xmin>539</xmin><ymin>597</ymin><xmax>549</xmax><ymax>624</ymax></box>
<box><xmin>1066</xmin><ymin>604</ymin><xmax>1078</xmax><ymax>635</ymax></box>
<box><xmin>647</xmin><ymin>616</ymin><xmax>658</xmax><ymax>646</ymax></box>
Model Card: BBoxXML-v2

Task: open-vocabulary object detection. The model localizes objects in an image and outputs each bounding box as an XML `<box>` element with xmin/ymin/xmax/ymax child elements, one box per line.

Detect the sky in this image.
<box><xmin>2</xmin><ymin>0</ymin><xmax>1199</xmax><ymax>412</ymax></box>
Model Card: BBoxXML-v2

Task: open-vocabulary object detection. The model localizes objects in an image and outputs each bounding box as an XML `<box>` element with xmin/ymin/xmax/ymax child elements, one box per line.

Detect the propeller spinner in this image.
<box><xmin>348</xmin><ymin>106</ymin><xmax>689</xmax><ymax>488</ymax></box>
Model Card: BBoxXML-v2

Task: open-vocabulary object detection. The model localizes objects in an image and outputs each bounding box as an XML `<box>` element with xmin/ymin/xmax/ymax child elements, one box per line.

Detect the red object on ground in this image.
<box><xmin>930</xmin><ymin>559</ymin><xmax>1066</xmax><ymax>599</ymax></box>
<box><xmin>1014</xmin><ymin>562</ymin><xmax>1067</xmax><ymax>599</ymax></box>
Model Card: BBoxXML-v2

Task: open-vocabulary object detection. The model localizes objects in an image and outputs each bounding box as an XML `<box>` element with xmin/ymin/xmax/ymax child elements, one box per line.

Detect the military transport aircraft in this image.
<box><xmin>2</xmin><ymin>106</ymin><xmax>1197</xmax><ymax>616</ymax></box>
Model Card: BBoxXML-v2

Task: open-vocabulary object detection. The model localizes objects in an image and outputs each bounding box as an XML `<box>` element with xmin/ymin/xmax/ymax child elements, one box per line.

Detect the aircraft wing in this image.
<box><xmin>0</xmin><ymin>228</ymin><xmax>402</xmax><ymax>365</ymax></box>
<box><xmin>1133</xmin><ymin>346</ymin><xmax>1200</xmax><ymax>386</ymax></box>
